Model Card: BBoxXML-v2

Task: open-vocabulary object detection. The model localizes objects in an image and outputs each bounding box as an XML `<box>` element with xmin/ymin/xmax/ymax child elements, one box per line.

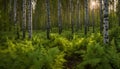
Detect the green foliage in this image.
<box><xmin>109</xmin><ymin>27</ymin><xmax>120</xmax><ymax>52</ymax></box>
<box><xmin>109</xmin><ymin>27</ymin><xmax>120</xmax><ymax>41</ymax></box>
<box><xmin>29</xmin><ymin>46</ymin><xmax>66</xmax><ymax>69</ymax></box>
<box><xmin>0</xmin><ymin>39</ymin><xmax>34</xmax><ymax>69</ymax></box>
<box><xmin>0</xmin><ymin>33</ymin><xmax>66</xmax><ymax>69</ymax></box>
<box><xmin>0</xmin><ymin>0</ymin><xmax>120</xmax><ymax>69</ymax></box>
<box><xmin>76</xmin><ymin>43</ymin><xmax>120</xmax><ymax>69</ymax></box>
<box><xmin>0</xmin><ymin>30</ymin><xmax>120</xmax><ymax>69</ymax></box>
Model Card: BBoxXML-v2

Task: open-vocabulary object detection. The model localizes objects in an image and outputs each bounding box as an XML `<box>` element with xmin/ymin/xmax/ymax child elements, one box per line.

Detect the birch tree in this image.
<box><xmin>84</xmin><ymin>0</ymin><xmax>88</xmax><ymax>35</ymax></box>
<box><xmin>28</xmin><ymin>0</ymin><xmax>33</xmax><ymax>39</ymax></box>
<box><xmin>58</xmin><ymin>0</ymin><xmax>62</xmax><ymax>34</ymax></box>
<box><xmin>9</xmin><ymin>0</ymin><xmax>12</xmax><ymax>31</ymax></box>
<box><xmin>14</xmin><ymin>0</ymin><xmax>20</xmax><ymax>38</ymax></box>
<box><xmin>70</xmin><ymin>0</ymin><xmax>74</xmax><ymax>34</ymax></box>
<box><xmin>46</xmin><ymin>0</ymin><xmax>51</xmax><ymax>39</ymax></box>
<box><xmin>76</xmin><ymin>0</ymin><xmax>80</xmax><ymax>31</ymax></box>
<box><xmin>118</xmin><ymin>0</ymin><xmax>120</xmax><ymax>26</ymax></box>
<box><xmin>14</xmin><ymin>0</ymin><xmax>17</xmax><ymax>30</ymax></box>
<box><xmin>103</xmin><ymin>0</ymin><xmax>109</xmax><ymax>44</ymax></box>
<box><xmin>92</xmin><ymin>6</ymin><xmax>95</xmax><ymax>33</ymax></box>
<box><xmin>100</xmin><ymin>0</ymin><xmax>103</xmax><ymax>34</ymax></box>
<box><xmin>22</xmin><ymin>0</ymin><xmax>26</xmax><ymax>39</ymax></box>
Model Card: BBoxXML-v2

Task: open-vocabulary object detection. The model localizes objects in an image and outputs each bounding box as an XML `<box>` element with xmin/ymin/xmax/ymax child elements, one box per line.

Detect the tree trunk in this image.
<box><xmin>118</xmin><ymin>0</ymin><xmax>120</xmax><ymax>26</ymax></box>
<box><xmin>9</xmin><ymin>0</ymin><xmax>12</xmax><ymax>31</ymax></box>
<box><xmin>87</xmin><ymin>0</ymin><xmax>90</xmax><ymax>31</ymax></box>
<box><xmin>14</xmin><ymin>0</ymin><xmax>17</xmax><ymax>27</ymax></box>
<box><xmin>46</xmin><ymin>0</ymin><xmax>51</xmax><ymax>39</ymax></box>
<box><xmin>100</xmin><ymin>0</ymin><xmax>103</xmax><ymax>34</ymax></box>
<box><xmin>22</xmin><ymin>0</ymin><xmax>26</xmax><ymax>39</ymax></box>
<box><xmin>3</xmin><ymin>0</ymin><xmax>7</xmax><ymax>32</ymax></box>
<box><xmin>92</xmin><ymin>8</ymin><xmax>95</xmax><ymax>33</ymax></box>
<box><xmin>14</xmin><ymin>0</ymin><xmax>19</xmax><ymax>38</ymax></box>
<box><xmin>113</xmin><ymin>0</ymin><xmax>115</xmax><ymax>25</ymax></box>
<box><xmin>28</xmin><ymin>0</ymin><xmax>32</xmax><ymax>39</ymax></box>
<box><xmin>76</xmin><ymin>0</ymin><xmax>80</xmax><ymax>31</ymax></box>
<box><xmin>103</xmin><ymin>0</ymin><xmax>109</xmax><ymax>44</ymax></box>
<box><xmin>84</xmin><ymin>0</ymin><xmax>88</xmax><ymax>35</ymax></box>
<box><xmin>70</xmin><ymin>0</ymin><xmax>74</xmax><ymax>34</ymax></box>
<box><xmin>58</xmin><ymin>0</ymin><xmax>62</xmax><ymax>34</ymax></box>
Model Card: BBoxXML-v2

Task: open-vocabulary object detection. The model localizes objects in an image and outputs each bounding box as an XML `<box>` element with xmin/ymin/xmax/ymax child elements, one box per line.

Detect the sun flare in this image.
<box><xmin>91</xmin><ymin>1</ymin><xmax>96</xmax><ymax>8</ymax></box>
<box><xmin>90</xmin><ymin>1</ymin><xmax>98</xmax><ymax>10</ymax></box>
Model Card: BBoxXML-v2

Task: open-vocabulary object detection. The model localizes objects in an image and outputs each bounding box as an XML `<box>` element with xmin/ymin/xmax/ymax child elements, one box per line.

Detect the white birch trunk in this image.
<box><xmin>100</xmin><ymin>0</ymin><xmax>103</xmax><ymax>34</ymax></box>
<box><xmin>58</xmin><ymin>0</ymin><xmax>62</xmax><ymax>34</ymax></box>
<box><xmin>84</xmin><ymin>0</ymin><xmax>88</xmax><ymax>35</ymax></box>
<box><xmin>76</xmin><ymin>0</ymin><xmax>80</xmax><ymax>31</ymax></box>
<box><xmin>28</xmin><ymin>0</ymin><xmax>33</xmax><ymax>39</ymax></box>
<box><xmin>103</xmin><ymin>0</ymin><xmax>109</xmax><ymax>44</ymax></box>
<box><xmin>14</xmin><ymin>0</ymin><xmax>17</xmax><ymax>28</ymax></box>
<box><xmin>92</xmin><ymin>8</ymin><xmax>95</xmax><ymax>33</ymax></box>
<box><xmin>22</xmin><ymin>0</ymin><xmax>26</xmax><ymax>39</ymax></box>
<box><xmin>46</xmin><ymin>0</ymin><xmax>51</xmax><ymax>39</ymax></box>
<box><xmin>70</xmin><ymin>0</ymin><xmax>74</xmax><ymax>34</ymax></box>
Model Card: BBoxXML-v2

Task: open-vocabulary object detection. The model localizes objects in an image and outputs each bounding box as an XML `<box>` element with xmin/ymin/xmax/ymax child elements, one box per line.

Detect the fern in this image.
<box><xmin>76</xmin><ymin>42</ymin><xmax>120</xmax><ymax>69</ymax></box>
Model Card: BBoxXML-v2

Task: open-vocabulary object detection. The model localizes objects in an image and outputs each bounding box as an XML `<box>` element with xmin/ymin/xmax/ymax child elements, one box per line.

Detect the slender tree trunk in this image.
<box><xmin>46</xmin><ymin>0</ymin><xmax>51</xmax><ymax>39</ymax></box>
<box><xmin>114</xmin><ymin>0</ymin><xmax>117</xmax><ymax>26</ymax></box>
<box><xmin>9</xmin><ymin>0</ymin><xmax>12</xmax><ymax>31</ymax></box>
<box><xmin>100</xmin><ymin>0</ymin><xmax>103</xmax><ymax>34</ymax></box>
<box><xmin>96</xmin><ymin>0</ymin><xmax>99</xmax><ymax>27</ymax></box>
<box><xmin>92</xmin><ymin>8</ymin><xmax>95</xmax><ymax>33</ymax></box>
<box><xmin>111</xmin><ymin>0</ymin><xmax>116</xmax><ymax>24</ymax></box>
<box><xmin>87</xmin><ymin>0</ymin><xmax>90</xmax><ymax>31</ymax></box>
<box><xmin>28</xmin><ymin>0</ymin><xmax>32</xmax><ymax>39</ymax></box>
<box><xmin>58</xmin><ymin>0</ymin><xmax>62</xmax><ymax>34</ymax></box>
<box><xmin>76</xmin><ymin>0</ymin><xmax>80</xmax><ymax>31</ymax></box>
<box><xmin>103</xmin><ymin>0</ymin><xmax>109</xmax><ymax>44</ymax></box>
<box><xmin>84</xmin><ymin>0</ymin><xmax>88</xmax><ymax>35</ymax></box>
<box><xmin>67</xmin><ymin>4</ymin><xmax>70</xmax><ymax>29</ymax></box>
<box><xmin>14</xmin><ymin>0</ymin><xmax>19</xmax><ymax>38</ymax></box>
<box><xmin>109</xmin><ymin>1</ymin><xmax>112</xmax><ymax>29</ymax></box>
<box><xmin>70</xmin><ymin>0</ymin><xmax>74</xmax><ymax>34</ymax></box>
<box><xmin>118</xmin><ymin>0</ymin><xmax>120</xmax><ymax>26</ymax></box>
<box><xmin>22</xmin><ymin>0</ymin><xmax>26</xmax><ymax>39</ymax></box>
<box><xmin>14</xmin><ymin>0</ymin><xmax>17</xmax><ymax>28</ymax></box>
<box><xmin>82</xmin><ymin>5</ymin><xmax>84</xmax><ymax>30</ymax></box>
<box><xmin>17</xmin><ymin>6</ymin><xmax>21</xmax><ymax>39</ymax></box>
<box><xmin>3</xmin><ymin>0</ymin><xmax>7</xmax><ymax>31</ymax></box>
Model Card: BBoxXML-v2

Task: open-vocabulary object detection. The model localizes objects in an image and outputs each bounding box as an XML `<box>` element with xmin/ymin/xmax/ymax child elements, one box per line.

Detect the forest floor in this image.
<box><xmin>0</xmin><ymin>27</ymin><xmax>120</xmax><ymax>69</ymax></box>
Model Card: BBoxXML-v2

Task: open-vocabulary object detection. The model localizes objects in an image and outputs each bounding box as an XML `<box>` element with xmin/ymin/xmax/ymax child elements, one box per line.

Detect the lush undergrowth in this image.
<box><xmin>0</xmin><ymin>27</ymin><xmax>120</xmax><ymax>69</ymax></box>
